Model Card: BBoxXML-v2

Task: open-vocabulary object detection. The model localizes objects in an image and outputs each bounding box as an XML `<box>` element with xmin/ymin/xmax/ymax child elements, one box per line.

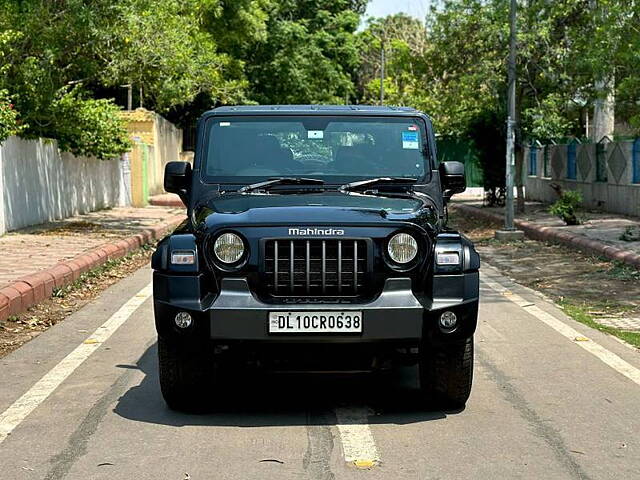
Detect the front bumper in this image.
<box><xmin>153</xmin><ymin>273</ymin><xmax>479</xmax><ymax>344</ymax></box>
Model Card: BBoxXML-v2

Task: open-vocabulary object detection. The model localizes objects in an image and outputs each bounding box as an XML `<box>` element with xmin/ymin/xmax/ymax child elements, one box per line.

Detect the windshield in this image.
<box><xmin>202</xmin><ymin>116</ymin><xmax>431</xmax><ymax>184</ymax></box>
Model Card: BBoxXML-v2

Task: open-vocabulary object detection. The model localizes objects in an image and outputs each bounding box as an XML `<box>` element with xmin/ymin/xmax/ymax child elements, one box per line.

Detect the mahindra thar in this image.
<box><xmin>152</xmin><ymin>105</ymin><xmax>479</xmax><ymax>411</ymax></box>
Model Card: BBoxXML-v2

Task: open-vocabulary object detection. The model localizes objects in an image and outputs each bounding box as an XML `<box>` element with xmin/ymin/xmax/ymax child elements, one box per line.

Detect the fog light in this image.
<box><xmin>439</xmin><ymin>311</ymin><xmax>457</xmax><ymax>330</ymax></box>
<box><xmin>174</xmin><ymin>312</ymin><xmax>192</xmax><ymax>329</ymax></box>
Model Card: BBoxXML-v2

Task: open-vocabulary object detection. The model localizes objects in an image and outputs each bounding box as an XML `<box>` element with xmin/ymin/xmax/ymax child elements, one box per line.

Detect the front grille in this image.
<box><xmin>264</xmin><ymin>239</ymin><xmax>368</xmax><ymax>297</ymax></box>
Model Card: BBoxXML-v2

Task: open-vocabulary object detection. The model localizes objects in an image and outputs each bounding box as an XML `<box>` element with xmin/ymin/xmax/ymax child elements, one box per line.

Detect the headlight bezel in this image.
<box><xmin>386</xmin><ymin>231</ymin><xmax>420</xmax><ymax>269</ymax></box>
<box><xmin>211</xmin><ymin>231</ymin><xmax>247</xmax><ymax>269</ymax></box>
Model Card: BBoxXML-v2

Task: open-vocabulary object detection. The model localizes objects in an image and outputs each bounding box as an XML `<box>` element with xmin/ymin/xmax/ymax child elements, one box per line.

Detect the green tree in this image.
<box><xmin>244</xmin><ymin>0</ymin><xmax>365</xmax><ymax>104</ymax></box>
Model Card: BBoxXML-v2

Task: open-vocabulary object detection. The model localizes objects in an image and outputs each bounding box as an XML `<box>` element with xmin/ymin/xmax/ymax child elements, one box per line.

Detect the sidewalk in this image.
<box><xmin>452</xmin><ymin>199</ymin><xmax>640</xmax><ymax>268</ymax></box>
<box><xmin>0</xmin><ymin>205</ymin><xmax>184</xmax><ymax>321</ymax></box>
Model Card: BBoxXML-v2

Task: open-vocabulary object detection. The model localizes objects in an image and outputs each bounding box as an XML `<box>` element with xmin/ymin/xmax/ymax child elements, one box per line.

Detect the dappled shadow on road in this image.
<box><xmin>113</xmin><ymin>343</ymin><xmax>449</xmax><ymax>428</ymax></box>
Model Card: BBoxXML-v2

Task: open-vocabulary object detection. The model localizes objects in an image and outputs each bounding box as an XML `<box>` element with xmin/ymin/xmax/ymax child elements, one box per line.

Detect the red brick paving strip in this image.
<box><xmin>149</xmin><ymin>193</ymin><xmax>184</xmax><ymax>207</ymax></box>
<box><xmin>0</xmin><ymin>214</ymin><xmax>185</xmax><ymax>322</ymax></box>
<box><xmin>451</xmin><ymin>203</ymin><xmax>640</xmax><ymax>270</ymax></box>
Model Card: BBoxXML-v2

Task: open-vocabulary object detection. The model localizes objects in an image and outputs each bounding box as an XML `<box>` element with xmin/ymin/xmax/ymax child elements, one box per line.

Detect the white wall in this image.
<box><xmin>0</xmin><ymin>136</ymin><xmax>124</xmax><ymax>234</ymax></box>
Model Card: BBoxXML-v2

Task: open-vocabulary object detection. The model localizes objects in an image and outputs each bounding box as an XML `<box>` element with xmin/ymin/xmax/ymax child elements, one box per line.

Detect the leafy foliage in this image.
<box><xmin>2</xmin><ymin>0</ymin><xmax>640</xmax><ymax>162</ymax></box>
<box><xmin>549</xmin><ymin>190</ymin><xmax>583</xmax><ymax>226</ymax></box>
<box><xmin>0</xmin><ymin>89</ymin><xmax>25</xmax><ymax>142</ymax></box>
<box><xmin>245</xmin><ymin>0</ymin><xmax>364</xmax><ymax>104</ymax></box>
<box><xmin>51</xmin><ymin>88</ymin><xmax>130</xmax><ymax>159</ymax></box>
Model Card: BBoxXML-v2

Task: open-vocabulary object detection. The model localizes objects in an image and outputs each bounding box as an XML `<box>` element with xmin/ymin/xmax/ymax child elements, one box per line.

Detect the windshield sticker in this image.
<box><xmin>402</xmin><ymin>131</ymin><xmax>419</xmax><ymax>149</ymax></box>
<box><xmin>219</xmin><ymin>121</ymin><xmax>231</xmax><ymax>127</ymax></box>
<box><xmin>408</xmin><ymin>125</ymin><xmax>418</xmax><ymax>131</ymax></box>
<box><xmin>307</xmin><ymin>130</ymin><xmax>324</xmax><ymax>139</ymax></box>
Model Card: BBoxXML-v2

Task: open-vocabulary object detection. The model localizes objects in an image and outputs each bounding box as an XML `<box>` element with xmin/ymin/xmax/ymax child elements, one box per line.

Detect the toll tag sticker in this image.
<box><xmin>402</xmin><ymin>131</ymin><xmax>419</xmax><ymax>149</ymax></box>
<box><xmin>308</xmin><ymin>130</ymin><xmax>324</xmax><ymax>139</ymax></box>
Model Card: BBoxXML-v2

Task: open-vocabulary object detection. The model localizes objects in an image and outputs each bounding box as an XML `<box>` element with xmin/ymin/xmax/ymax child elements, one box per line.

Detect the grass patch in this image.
<box><xmin>558</xmin><ymin>300</ymin><xmax>640</xmax><ymax>349</ymax></box>
<box><xmin>605</xmin><ymin>261</ymin><xmax>640</xmax><ymax>282</ymax></box>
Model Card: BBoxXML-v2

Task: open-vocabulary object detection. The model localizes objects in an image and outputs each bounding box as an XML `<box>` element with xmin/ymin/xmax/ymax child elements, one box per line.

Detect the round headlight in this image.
<box><xmin>388</xmin><ymin>233</ymin><xmax>418</xmax><ymax>264</ymax></box>
<box><xmin>213</xmin><ymin>233</ymin><xmax>245</xmax><ymax>264</ymax></box>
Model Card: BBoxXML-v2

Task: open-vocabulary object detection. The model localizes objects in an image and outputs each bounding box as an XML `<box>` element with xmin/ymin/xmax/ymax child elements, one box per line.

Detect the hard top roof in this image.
<box><xmin>205</xmin><ymin>104</ymin><xmax>429</xmax><ymax>118</ymax></box>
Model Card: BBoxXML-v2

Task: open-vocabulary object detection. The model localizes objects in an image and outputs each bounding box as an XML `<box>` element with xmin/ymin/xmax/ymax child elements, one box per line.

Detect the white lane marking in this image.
<box><xmin>0</xmin><ymin>283</ymin><xmax>152</xmax><ymax>445</ymax></box>
<box><xmin>335</xmin><ymin>406</ymin><xmax>380</xmax><ymax>467</ymax></box>
<box><xmin>481</xmin><ymin>273</ymin><xmax>640</xmax><ymax>387</ymax></box>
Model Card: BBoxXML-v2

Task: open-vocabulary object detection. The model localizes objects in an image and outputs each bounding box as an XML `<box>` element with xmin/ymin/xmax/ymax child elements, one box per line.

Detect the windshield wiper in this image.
<box><xmin>339</xmin><ymin>177</ymin><xmax>417</xmax><ymax>192</ymax></box>
<box><xmin>237</xmin><ymin>177</ymin><xmax>325</xmax><ymax>193</ymax></box>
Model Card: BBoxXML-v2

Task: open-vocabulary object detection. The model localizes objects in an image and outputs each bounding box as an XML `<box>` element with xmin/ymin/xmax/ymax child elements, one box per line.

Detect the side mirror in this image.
<box><xmin>439</xmin><ymin>161</ymin><xmax>466</xmax><ymax>202</ymax></box>
<box><xmin>164</xmin><ymin>161</ymin><xmax>192</xmax><ymax>205</ymax></box>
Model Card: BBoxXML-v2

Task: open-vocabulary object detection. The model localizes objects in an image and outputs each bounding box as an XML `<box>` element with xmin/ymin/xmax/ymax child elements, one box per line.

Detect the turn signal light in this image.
<box><xmin>171</xmin><ymin>250</ymin><xmax>195</xmax><ymax>265</ymax></box>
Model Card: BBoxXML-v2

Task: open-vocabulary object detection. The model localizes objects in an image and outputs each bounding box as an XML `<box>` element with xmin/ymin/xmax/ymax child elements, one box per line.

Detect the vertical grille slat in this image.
<box><xmin>274</xmin><ymin>240</ymin><xmax>279</xmax><ymax>294</ymax></box>
<box><xmin>322</xmin><ymin>240</ymin><xmax>326</xmax><ymax>294</ymax></box>
<box><xmin>289</xmin><ymin>240</ymin><xmax>294</xmax><ymax>293</ymax></box>
<box><xmin>353</xmin><ymin>240</ymin><xmax>358</xmax><ymax>293</ymax></box>
<box><xmin>306</xmin><ymin>240</ymin><xmax>310</xmax><ymax>294</ymax></box>
<box><xmin>337</xmin><ymin>240</ymin><xmax>342</xmax><ymax>294</ymax></box>
<box><xmin>266</xmin><ymin>238</ymin><xmax>367</xmax><ymax>298</ymax></box>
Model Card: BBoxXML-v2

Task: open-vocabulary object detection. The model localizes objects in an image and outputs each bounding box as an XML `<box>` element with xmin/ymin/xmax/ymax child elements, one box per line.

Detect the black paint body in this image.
<box><xmin>152</xmin><ymin>106</ymin><xmax>480</xmax><ymax>355</ymax></box>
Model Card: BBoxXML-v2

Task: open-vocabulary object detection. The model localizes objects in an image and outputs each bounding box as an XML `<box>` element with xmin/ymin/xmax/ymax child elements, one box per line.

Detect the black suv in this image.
<box><xmin>152</xmin><ymin>105</ymin><xmax>479</xmax><ymax>411</ymax></box>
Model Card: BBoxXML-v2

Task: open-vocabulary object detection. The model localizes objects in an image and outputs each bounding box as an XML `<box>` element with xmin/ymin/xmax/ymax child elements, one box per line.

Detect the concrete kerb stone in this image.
<box><xmin>0</xmin><ymin>286</ymin><xmax>22</xmax><ymax>316</ymax></box>
<box><xmin>20</xmin><ymin>272</ymin><xmax>51</xmax><ymax>304</ymax></box>
<box><xmin>49</xmin><ymin>264</ymin><xmax>74</xmax><ymax>288</ymax></box>
<box><xmin>85</xmin><ymin>251</ymin><xmax>105</xmax><ymax>268</ymax></box>
<box><xmin>12</xmin><ymin>281</ymin><xmax>35</xmax><ymax>310</ymax></box>
<box><xmin>452</xmin><ymin>203</ymin><xmax>640</xmax><ymax>270</ymax></box>
<box><xmin>0</xmin><ymin>215</ymin><xmax>184</xmax><ymax>322</ymax></box>
<box><xmin>0</xmin><ymin>293</ymin><xmax>9</xmax><ymax>320</ymax></box>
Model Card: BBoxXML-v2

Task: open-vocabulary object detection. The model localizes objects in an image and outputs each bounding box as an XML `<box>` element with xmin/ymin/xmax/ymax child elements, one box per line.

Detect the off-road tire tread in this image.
<box><xmin>420</xmin><ymin>336</ymin><xmax>474</xmax><ymax>409</ymax></box>
<box><xmin>158</xmin><ymin>336</ymin><xmax>215</xmax><ymax>412</ymax></box>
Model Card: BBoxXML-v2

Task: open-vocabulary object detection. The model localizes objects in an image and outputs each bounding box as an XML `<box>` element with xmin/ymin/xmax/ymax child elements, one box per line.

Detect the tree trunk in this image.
<box><xmin>592</xmin><ymin>76</ymin><xmax>615</xmax><ymax>141</ymax></box>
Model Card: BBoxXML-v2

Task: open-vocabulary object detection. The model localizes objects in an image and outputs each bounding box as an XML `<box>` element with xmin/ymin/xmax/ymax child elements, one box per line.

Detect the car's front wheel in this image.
<box><xmin>419</xmin><ymin>336</ymin><xmax>474</xmax><ymax>409</ymax></box>
<box><xmin>158</xmin><ymin>336</ymin><xmax>216</xmax><ymax>412</ymax></box>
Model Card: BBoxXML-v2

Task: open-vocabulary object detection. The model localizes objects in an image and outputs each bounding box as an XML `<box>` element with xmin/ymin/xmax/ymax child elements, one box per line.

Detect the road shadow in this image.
<box><xmin>113</xmin><ymin>343</ymin><xmax>452</xmax><ymax>427</ymax></box>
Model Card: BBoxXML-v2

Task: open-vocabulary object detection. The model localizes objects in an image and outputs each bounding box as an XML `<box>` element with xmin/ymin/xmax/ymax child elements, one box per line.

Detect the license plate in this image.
<box><xmin>268</xmin><ymin>311</ymin><xmax>362</xmax><ymax>333</ymax></box>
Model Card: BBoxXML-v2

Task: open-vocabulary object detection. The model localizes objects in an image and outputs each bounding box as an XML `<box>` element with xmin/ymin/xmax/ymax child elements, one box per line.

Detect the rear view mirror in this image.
<box><xmin>164</xmin><ymin>161</ymin><xmax>192</xmax><ymax>205</ymax></box>
<box><xmin>439</xmin><ymin>161</ymin><xmax>466</xmax><ymax>202</ymax></box>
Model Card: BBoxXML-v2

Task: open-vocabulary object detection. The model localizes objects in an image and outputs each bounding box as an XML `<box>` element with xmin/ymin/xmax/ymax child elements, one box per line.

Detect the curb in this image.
<box><xmin>0</xmin><ymin>214</ymin><xmax>185</xmax><ymax>322</ymax></box>
<box><xmin>451</xmin><ymin>203</ymin><xmax>640</xmax><ymax>270</ymax></box>
<box><xmin>149</xmin><ymin>194</ymin><xmax>184</xmax><ymax>207</ymax></box>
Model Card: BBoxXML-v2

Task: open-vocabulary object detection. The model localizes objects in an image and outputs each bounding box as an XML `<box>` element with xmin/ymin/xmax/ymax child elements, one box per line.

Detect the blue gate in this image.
<box><xmin>567</xmin><ymin>140</ymin><xmax>578</xmax><ymax>180</ymax></box>
<box><xmin>633</xmin><ymin>138</ymin><xmax>640</xmax><ymax>184</ymax></box>
<box><xmin>528</xmin><ymin>142</ymin><xmax>538</xmax><ymax>176</ymax></box>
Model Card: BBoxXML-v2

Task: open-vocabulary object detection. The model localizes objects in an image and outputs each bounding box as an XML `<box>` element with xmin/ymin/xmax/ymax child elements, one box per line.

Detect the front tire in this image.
<box><xmin>419</xmin><ymin>336</ymin><xmax>474</xmax><ymax>409</ymax></box>
<box><xmin>158</xmin><ymin>336</ymin><xmax>216</xmax><ymax>412</ymax></box>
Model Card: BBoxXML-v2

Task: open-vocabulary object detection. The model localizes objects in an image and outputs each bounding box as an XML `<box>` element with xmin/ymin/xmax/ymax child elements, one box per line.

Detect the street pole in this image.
<box><xmin>505</xmin><ymin>0</ymin><xmax>517</xmax><ymax>231</ymax></box>
<box><xmin>495</xmin><ymin>0</ymin><xmax>524</xmax><ymax>241</ymax></box>
<box><xmin>380</xmin><ymin>45</ymin><xmax>385</xmax><ymax>106</ymax></box>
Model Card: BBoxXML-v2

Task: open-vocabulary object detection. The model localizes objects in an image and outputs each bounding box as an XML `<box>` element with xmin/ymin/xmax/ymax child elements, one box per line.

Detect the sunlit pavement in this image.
<box><xmin>1</xmin><ymin>264</ymin><xmax>638</xmax><ymax>480</ymax></box>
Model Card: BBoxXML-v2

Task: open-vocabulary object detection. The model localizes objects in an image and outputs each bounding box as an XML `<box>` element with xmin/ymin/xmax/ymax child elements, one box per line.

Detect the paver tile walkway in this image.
<box><xmin>0</xmin><ymin>206</ymin><xmax>184</xmax><ymax>289</ymax></box>
<box><xmin>456</xmin><ymin>199</ymin><xmax>640</xmax><ymax>255</ymax></box>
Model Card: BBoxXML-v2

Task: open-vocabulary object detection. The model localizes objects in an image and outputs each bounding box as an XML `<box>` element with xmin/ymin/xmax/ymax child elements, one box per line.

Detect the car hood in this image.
<box><xmin>193</xmin><ymin>190</ymin><xmax>439</xmax><ymax>232</ymax></box>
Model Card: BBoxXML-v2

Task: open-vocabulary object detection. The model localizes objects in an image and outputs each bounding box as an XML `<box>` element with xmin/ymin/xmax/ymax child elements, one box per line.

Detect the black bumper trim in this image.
<box><xmin>208</xmin><ymin>277</ymin><xmax>424</xmax><ymax>341</ymax></box>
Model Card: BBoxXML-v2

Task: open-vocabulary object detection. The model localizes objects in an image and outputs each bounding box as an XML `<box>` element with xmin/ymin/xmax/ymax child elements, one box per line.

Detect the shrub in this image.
<box><xmin>549</xmin><ymin>190</ymin><xmax>582</xmax><ymax>225</ymax></box>
<box><xmin>51</xmin><ymin>87</ymin><xmax>130</xmax><ymax>160</ymax></box>
<box><xmin>0</xmin><ymin>90</ymin><xmax>25</xmax><ymax>142</ymax></box>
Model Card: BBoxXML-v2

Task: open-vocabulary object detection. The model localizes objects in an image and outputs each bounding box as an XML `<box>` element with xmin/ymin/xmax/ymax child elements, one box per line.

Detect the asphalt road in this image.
<box><xmin>1</xmin><ymin>264</ymin><xmax>639</xmax><ymax>480</ymax></box>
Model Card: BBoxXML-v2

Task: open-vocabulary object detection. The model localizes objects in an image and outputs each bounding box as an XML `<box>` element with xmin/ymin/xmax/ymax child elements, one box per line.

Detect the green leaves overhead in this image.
<box><xmin>2</xmin><ymin>0</ymin><xmax>640</xmax><ymax>160</ymax></box>
<box><xmin>245</xmin><ymin>0</ymin><xmax>362</xmax><ymax>105</ymax></box>
<box><xmin>0</xmin><ymin>0</ymin><xmax>364</xmax><ymax>156</ymax></box>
